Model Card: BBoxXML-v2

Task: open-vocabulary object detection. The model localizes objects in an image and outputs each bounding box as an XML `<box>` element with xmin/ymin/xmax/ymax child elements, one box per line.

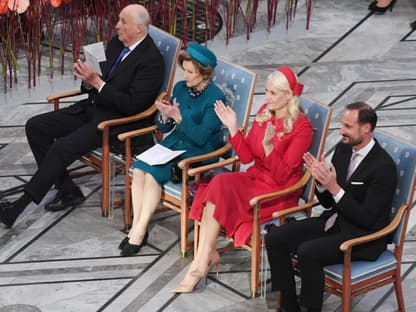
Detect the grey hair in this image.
<box><xmin>135</xmin><ymin>5</ymin><xmax>151</xmax><ymax>29</ymax></box>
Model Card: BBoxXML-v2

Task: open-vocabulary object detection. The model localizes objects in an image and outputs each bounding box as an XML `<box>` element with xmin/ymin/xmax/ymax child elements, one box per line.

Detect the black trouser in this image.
<box><xmin>24</xmin><ymin>108</ymin><xmax>102</xmax><ymax>204</ymax></box>
<box><xmin>265</xmin><ymin>217</ymin><xmax>345</xmax><ymax>310</ymax></box>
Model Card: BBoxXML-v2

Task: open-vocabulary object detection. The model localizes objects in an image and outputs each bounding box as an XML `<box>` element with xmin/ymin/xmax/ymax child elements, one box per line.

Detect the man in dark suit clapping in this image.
<box><xmin>0</xmin><ymin>4</ymin><xmax>164</xmax><ymax>227</ymax></box>
<box><xmin>265</xmin><ymin>102</ymin><xmax>397</xmax><ymax>312</ymax></box>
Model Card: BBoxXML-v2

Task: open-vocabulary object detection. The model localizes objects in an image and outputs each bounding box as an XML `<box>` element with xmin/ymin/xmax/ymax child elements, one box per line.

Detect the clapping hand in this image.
<box><xmin>156</xmin><ymin>98</ymin><xmax>182</xmax><ymax>123</ymax></box>
<box><xmin>214</xmin><ymin>100</ymin><xmax>238</xmax><ymax>136</ymax></box>
<box><xmin>73</xmin><ymin>59</ymin><xmax>103</xmax><ymax>90</ymax></box>
<box><xmin>262</xmin><ymin>122</ymin><xmax>276</xmax><ymax>156</ymax></box>
<box><xmin>303</xmin><ymin>152</ymin><xmax>340</xmax><ymax>195</ymax></box>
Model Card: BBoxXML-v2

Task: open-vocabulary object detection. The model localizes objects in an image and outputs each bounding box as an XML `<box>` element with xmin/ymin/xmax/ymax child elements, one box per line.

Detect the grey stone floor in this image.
<box><xmin>1</xmin><ymin>0</ymin><xmax>416</xmax><ymax>311</ymax></box>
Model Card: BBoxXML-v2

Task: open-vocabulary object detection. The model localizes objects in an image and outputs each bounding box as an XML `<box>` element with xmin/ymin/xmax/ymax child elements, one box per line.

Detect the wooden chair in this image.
<box><xmin>276</xmin><ymin>129</ymin><xmax>416</xmax><ymax>311</ymax></box>
<box><xmin>191</xmin><ymin>98</ymin><xmax>332</xmax><ymax>297</ymax></box>
<box><xmin>322</xmin><ymin>130</ymin><xmax>416</xmax><ymax>312</ymax></box>
<box><xmin>46</xmin><ymin>26</ymin><xmax>181</xmax><ymax>217</ymax></box>
<box><xmin>118</xmin><ymin>60</ymin><xmax>257</xmax><ymax>256</ymax></box>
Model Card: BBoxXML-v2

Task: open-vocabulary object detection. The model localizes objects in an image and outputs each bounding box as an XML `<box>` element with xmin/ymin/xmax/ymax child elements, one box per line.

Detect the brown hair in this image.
<box><xmin>346</xmin><ymin>102</ymin><xmax>377</xmax><ymax>131</ymax></box>
<box><xmin>178</xmin><ymin>50</ymin><xmax>214</xmax><ymax>80</ymax></box>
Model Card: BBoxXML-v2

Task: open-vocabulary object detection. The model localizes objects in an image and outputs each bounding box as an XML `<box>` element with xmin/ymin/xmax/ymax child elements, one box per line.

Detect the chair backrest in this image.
<box><xmin>300</xmin><ymin>97</ymin><xmax>332</xmax><ymax>202</ymax></box>
<box><xmin>373</xmin><ymin>130</ymin><xmax>416</xmax><ymax>246</ymax></box>
<box><xmin>212</xmin><ymin>59</ymin><xmax>256</xmax><ymax>146</ymax></box>
<box><xmin>149</xmin><ymin>25</ymin><xmax>182</xmax><ymax>95</ymax></box>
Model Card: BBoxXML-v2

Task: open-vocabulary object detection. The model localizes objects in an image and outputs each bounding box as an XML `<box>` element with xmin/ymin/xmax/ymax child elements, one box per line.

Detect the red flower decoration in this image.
<box><xmin>50</xmin><ymin>0</ymin><xmax>62</xmax><ymax>8</ymax></box>
<box><xmin>8</xmin><ymin>0</ymin><xmax>30</xmax><ymax>13</ymax></box>
<box><xmin>0</xmin><ymin>0</ymin><xmax>8</xmax><ymax>14</ymax></box>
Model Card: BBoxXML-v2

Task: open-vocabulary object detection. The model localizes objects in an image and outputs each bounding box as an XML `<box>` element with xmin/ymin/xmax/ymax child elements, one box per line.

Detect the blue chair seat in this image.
<box><xmin>324</xmin><ymin>250</ymin><xmax>397</xmax><ymax>285</ymax></box>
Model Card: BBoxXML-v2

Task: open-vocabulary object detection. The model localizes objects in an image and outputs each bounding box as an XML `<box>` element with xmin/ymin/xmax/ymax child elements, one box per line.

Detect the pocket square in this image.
<box><xmin>351</xmin><ymin>181</ymin><xmax>364</xmax><ymax>185</ymax></box>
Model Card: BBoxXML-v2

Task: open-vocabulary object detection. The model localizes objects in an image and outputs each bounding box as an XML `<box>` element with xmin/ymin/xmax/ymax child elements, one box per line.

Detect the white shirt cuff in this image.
<box><xmin>98</xmin><ymin>82</ymin><xmax>106</xmax><ymax>93</ymax></box>
<box><xmin>333</xmin><ymin>188</ymin><xmax>345</xmax><ymax>203</ymax></box>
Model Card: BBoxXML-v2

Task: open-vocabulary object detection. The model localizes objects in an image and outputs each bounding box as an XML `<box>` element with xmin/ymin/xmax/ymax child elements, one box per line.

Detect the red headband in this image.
<box><xmin>277</xmin><ymin>66</ymin><xmax>304</xmax><ymax>96</ymax></box>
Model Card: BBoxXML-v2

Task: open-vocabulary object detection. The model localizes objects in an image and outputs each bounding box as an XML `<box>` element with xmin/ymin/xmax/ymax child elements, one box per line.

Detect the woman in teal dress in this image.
<box><xmin>119</xmin><ymin>43</ymin><xmax>226</xmax><ymax>256</ymax></box>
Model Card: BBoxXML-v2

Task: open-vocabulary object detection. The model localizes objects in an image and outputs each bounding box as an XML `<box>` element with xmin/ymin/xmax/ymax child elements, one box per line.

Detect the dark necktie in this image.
<box><xmin>106</xmin><ymin>47</ymin><xmax>130</xmax><ymax>78</ymax></box>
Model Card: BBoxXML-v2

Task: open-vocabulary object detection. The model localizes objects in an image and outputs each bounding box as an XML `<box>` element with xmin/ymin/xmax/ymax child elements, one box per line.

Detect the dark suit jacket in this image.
<box><xmin>62</xmin><ymin>34</ymin><xmax>165</xmax><ymax>142</ymax></box>
<box><xmin>316</xmin><ymin>139</ymin><xmax>397</xmax><ymax>260</ymax></box>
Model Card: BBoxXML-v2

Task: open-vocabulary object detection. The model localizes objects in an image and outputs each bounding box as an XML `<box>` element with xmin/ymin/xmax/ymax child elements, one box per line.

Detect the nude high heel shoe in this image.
<box><xmin>191</xmin><ymin>251</ymin><xmax>220</xmax><ymax>279</ymax></box>
<box><xmin>171</xmin><ymin>275</ymin><xmax>203</xmax><ymax>293</ymax></box>
<box><xmin>172</xmin><ymin>251</ymin><xmax>221</xmax><ymax>294</ymax></box>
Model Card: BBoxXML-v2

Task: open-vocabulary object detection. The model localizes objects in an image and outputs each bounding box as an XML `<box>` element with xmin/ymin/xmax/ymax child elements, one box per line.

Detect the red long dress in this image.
<box><xmin>189</xmin><ymin>104</ymin><xmax>313</xmax><ymax>246</ymax></box>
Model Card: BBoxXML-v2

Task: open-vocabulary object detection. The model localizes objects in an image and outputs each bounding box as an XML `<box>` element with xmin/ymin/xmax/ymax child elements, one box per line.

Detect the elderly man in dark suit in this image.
<box><xmin>265</xmin><ymin>102</ymin><xmax>397</xmax><ymax>312</ymax></box>
<box><xmin>0</xmin><ymin>4</ymin><xmax>164</xmax><ymax>228</ymax></box>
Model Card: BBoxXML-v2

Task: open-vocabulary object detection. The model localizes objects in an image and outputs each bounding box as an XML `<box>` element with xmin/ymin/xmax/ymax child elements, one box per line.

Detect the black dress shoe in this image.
<box><xmin>0</xmin><ymin>201</ymin><xmax>17</xmax><ymax>228</ymax></box>
<box><xmin>120</xmin><ymin>231</ymin><xmax>149</xmax><ymax>257</ymax></box>
<box><xmin>45</xmin><ymin>188</ymin><xmax>85</xmax><ymax>212</ymax></box>
<box><xmin>118</xmin><ymin>237</ymin><xmax>129</xmax><ymax>250</ymax></box>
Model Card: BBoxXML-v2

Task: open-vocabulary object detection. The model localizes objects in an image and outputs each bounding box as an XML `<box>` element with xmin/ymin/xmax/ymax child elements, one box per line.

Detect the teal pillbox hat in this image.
<box><xmin>187</xmin><ymin>42</ymin><xmax>217</xmax><ymax>68</ymax></box>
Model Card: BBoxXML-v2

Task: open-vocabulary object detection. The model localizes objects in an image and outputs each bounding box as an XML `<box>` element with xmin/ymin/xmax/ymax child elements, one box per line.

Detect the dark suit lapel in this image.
<box><xmin>337</xmin><ymin>147</ymin><xmax>353</xmax><ymax>185</ymax></box>
<box><xmin>101</xmin><ymin>40</ymin><xmax>123</xmax><ymax>79</ymax></box>
<box><xmin>107</xmin><ymin>35</ymin><xmax>150</xmax><ymax>80</ymax></box>
<box><xmin>348</xmin><ymin>142</ymin><xmax>379</xmax><ymax>181</ymax></box>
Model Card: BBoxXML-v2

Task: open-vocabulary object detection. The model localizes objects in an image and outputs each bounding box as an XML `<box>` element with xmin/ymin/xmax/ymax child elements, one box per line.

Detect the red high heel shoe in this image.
<box><xmin>368</xmin><ymin>0</ymin><xmax>397</xmax><ymax>13</ymax></box>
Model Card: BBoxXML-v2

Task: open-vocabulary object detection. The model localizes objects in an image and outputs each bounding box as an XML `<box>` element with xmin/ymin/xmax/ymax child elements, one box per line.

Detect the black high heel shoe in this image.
<box><xmin>120</xmin><ymin>231</ymin><xmax>149</xmax><ymax>257</ymax></box>
<box><xmin>118</xmin><ymin>237</ymin><xmax>129</xmax><ymax>250</ymax></box>
<box><xmin>411</xmin><ymin>21</ymin><xmax>416</xmax><ymax>30</ymax></box>
<box><xmin>368</xmin><ymin>0</ymin><xmax>397</xmax><ymax>14</ymax></box>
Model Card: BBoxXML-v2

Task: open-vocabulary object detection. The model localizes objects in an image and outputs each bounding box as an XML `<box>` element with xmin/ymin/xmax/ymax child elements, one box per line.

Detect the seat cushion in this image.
<box><xmin>324</xmin><ymin>250</ymin><xmax>397</xmax><ymax>285</ymax></box>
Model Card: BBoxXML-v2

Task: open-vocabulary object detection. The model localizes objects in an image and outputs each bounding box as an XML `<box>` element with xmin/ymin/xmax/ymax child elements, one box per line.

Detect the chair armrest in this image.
<box><xmin>177</xmin><ymin>143</ymin><xmax>233</xmax><ymax>170</ymax></box>
<box><xmin>118</xmin><ymin>125</ymin><xmax>158</xmax><ymax>142</ymax></box>
<box><xmin>250</xmin><ymin>171</ymin><xmax>312</xmax><ymax>207</ymax></box>
<box><xmin>98</xmin><ymin>91</ymin><xmax>166</xmax><ymax>131</ymax></box>
<box><xmin>339</xmin><ymin>204</ymin><xmax>408</xmax><ymax>253</ymax></box>
<box><xmin>272</xmin><ymin>201</ymin><xmax>320</xmax><ymax>219</ymax></box>
<box><xmin>98</xmin><ymin>105</ymin><xmax>157</xmax><ymax>131</ymax></box>
<box><xmin>47</xmin><ymin>90</ymin><xmax>82</xmax><ymax>102</ymax></box>
<box><xmin>47</xmin><ymin>90</ymin><xmax>82</xmax><ymax>111</ymax></box>
<box><xmin>187</xmin><ymin>156</ymin><xmax>239</xmax><ymax>176</ymax></box>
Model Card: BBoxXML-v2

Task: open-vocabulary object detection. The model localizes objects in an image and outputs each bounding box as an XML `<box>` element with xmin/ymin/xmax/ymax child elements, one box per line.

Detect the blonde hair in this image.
<box><xmin>255</xmin><ymin>70</ymin><xmax>301</xmax><ymax>138</ymax></box>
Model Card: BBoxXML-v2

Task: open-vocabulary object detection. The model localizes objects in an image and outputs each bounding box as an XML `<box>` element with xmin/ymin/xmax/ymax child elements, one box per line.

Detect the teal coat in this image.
<box><xmin>132</xmin><ymin>80</ymin><xmax>225</xmax><ymax>185</ymax></box>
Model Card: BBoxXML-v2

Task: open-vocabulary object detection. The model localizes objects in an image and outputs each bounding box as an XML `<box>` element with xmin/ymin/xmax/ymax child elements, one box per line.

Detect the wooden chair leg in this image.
<box><xmin>394</xmin><ymin>276</ymin><xmax>405</xmax><ymax>311</ymax></box>
<box><xmin>180</xmin><ymin>208</ymin><xmax>189</xmax><ymax>257</ymax></box>
<box><xmin>251</xmin><ymin>237</ymin><xmax>260</xmax><ymax>297</ymax></box>
<box><xmin>124</xmin><ymin>178</ymin><xmax>132</xmax><ymax>232</ymax></box>
<box><xmin>101</xmin><ymin>131</ymin><xmax>110</xmax><ymax>217</ymax></box>
<box><xmin>341</xmin><ymin>285</ymin><xmax>352</xmax><ymax>312</ymax></box>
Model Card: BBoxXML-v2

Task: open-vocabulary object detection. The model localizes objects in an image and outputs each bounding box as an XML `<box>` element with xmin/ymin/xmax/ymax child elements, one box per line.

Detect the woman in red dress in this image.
<box><xmin>172</xmin><ymin>66</ymin><xmax>313</xmax><ymax>293</ymax></box>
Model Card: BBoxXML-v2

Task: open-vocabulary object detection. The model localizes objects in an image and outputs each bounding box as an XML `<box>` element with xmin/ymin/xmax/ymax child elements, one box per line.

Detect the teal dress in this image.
<box><xmin>131</xmin><ymin>80</ymin><xmax>225</xmax><ymax>185</ymax></box>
